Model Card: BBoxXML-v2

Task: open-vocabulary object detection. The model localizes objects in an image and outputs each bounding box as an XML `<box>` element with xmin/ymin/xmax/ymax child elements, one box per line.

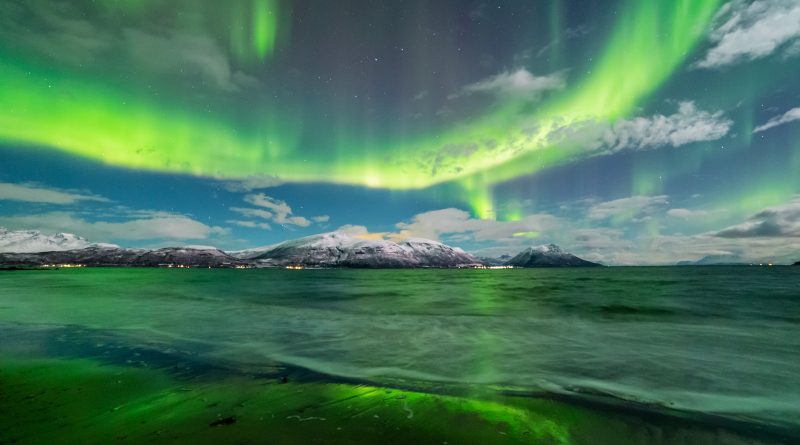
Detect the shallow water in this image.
<box><xmin>1</xmin><ymin>267</ymin><xmax>798</xmax><ymax>436</ymax></box>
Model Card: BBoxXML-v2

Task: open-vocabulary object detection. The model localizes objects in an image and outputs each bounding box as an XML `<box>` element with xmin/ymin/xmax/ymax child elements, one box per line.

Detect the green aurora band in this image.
<box><xmin>0</xmin><ymin>0</ymin><xmax>722</xmax><ymax>218</ymax></box>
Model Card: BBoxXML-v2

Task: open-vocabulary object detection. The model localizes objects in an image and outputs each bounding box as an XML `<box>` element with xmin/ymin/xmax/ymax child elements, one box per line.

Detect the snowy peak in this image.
<box><xmin>507</xmin><ymin>244</ymin><xmax>601</xmax><ymax>267</ymax></box>
<box><xmin>0</xmin><ymin>228</ymin><xmax>99</xmax><ymax>253</ymax></box>
<box><xmin>0</xmin><ymin>245</ymin><xmax>244</xmax><ymax>268</ymax></box>
<box><xmin>249</xmin><ymin>231</ymin><xmax>479</xmax><ymax>268</ymax></box>
<box><xmin>526</xmin><ymin>243</ymin><xmax>563</xmax><ymax>254</ymax></box>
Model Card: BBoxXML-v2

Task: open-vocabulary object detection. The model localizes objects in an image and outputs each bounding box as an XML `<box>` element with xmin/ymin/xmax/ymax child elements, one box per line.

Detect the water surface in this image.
<box><xmin>1</xmin><ymin>267</ymin><xmax>798</xmax><ymax>439</ymax></box>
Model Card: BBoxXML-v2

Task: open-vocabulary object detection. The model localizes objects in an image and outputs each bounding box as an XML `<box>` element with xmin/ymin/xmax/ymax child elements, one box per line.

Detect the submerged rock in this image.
<box><xmin>209</xmin><ymin>416</ymin><xmax>237</xmax><ymax>427</ymax></box>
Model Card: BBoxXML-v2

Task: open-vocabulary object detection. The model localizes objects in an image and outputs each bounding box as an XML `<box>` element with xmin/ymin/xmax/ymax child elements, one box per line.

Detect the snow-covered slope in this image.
<box><xmin>0</xmin><ymin>246</ymin><xmax>245</xmax><ymax>268</ymax></box>
<box><xmin>228</xmin><ymin>243</ymin><xmax>282</xmax><ymax>260</ymax></box>
<box><xmin>506</xmin><ymin>244</ymin><xmax>601</xmax><ymax>267</ymax></box>
<box><xmin>248</xmin><ymin>231</ymin><xmax>479</xmax><ymax>268</ymax></box>
<box><xmin>0</xmin><ymin>228</ymin><xmax>100</xmax><ymax>253</ymax></box>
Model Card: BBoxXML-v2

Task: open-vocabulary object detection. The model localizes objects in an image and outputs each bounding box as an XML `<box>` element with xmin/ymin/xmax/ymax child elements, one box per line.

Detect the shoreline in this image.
<box><xmin>2</xmin><ymin>353</ymin><xmax>794</xmax><ymax>445</ymax></box>
<box><xmin>1</xmin><ymin>325</ymin><xmax>796</xmax><ymax>445</ymax></box>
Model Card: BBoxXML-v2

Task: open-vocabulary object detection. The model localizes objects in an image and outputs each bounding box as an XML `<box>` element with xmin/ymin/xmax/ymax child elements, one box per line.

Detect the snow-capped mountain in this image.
<box><xmin>0</xmin><ymin>228</ymin><xmax>102</xmax><ymax>253</ymax></box>
<box><xmin>228</xmin><ymin>243</ymin><xmax>282</xmax><ymax>260</ymax></box>
<box><xmin>0</xmin><ymin>245</ymin><xmax>245</xmax><ymax>268</ymax></box>
<box><xmin>1</xmin><ymin>229</ymin><xmax>602</xmax><ymax>269</ymax></box>
<box><xmin>506</xmin><ymin>244</ymin><xmax>601</xmax><ymax>267</ymax></box>
<box><xmin>0</xmin><ymin>230</ymin><xmax>478</xmax><ymax>268</ymax></box>
<box><xmin>246</xmin><ymin>231</ymin><xmax>480</xmax><ymax>268</ymax></box>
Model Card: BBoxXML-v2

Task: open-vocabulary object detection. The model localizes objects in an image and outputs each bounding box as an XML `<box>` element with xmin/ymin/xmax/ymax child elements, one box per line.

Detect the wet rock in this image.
<box><xmin>209</xmin><ymin>416</ymin><xmax>237</xmax><ymax>427</ymax></box>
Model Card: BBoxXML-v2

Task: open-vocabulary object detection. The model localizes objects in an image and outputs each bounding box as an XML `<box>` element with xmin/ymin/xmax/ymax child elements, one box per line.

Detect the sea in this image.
<box><xmin>0</xmin><ymin>266</ymin><xmax>798</xmax><ymax>443</ymax></box>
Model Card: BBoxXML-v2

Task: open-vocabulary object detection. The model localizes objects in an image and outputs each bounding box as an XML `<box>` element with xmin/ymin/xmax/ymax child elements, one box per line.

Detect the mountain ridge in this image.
<box><xmin>244</xmin><ymin>231</ymin><xmax>480</xmax><ymax>268</ymax></box>
<box><xmin>506</xmin><ymin>244</ymin><xmax>602</xmax><ymax>267</ymax></box>
<box><xmin>0</xmin><ymin>228</ymin><xmax>107</xmax><ymax>253</ymax></box>
<box><xmin>0</xmin><ymin>228</ymin><xmax>600</xmax><ymax>268</ymax></box>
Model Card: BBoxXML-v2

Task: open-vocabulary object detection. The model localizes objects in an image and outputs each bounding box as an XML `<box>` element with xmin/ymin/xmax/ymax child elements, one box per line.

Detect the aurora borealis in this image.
<box><xmin>1</xmin><ymin>0</ymin><xmax>800</xmax><ymax>264</ymax></box>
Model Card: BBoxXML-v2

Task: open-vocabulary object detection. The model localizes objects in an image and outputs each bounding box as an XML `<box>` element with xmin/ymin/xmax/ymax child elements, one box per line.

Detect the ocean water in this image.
<box><xmin>1</xmin><ymin>267</ymin><xmax>798</xmax><ymax>436</ymax></box>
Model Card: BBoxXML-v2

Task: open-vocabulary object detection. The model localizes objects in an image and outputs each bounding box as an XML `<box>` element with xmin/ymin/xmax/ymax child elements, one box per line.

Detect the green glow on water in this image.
<box><xmin>1</xmin><ymin>354</ymin><xmax>778</xmax><ymax>445</ymax></box>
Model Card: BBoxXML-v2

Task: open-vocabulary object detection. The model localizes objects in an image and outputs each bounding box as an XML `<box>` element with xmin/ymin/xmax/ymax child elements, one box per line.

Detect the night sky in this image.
<box><xmin>1</xmin><ymin>0</ymin><xmax>799</xmax><ymax>264</ymax></box>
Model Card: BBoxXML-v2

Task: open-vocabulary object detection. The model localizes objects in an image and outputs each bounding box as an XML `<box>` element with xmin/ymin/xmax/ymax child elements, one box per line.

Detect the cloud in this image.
<box><xmin>643</xmin><ymin>232</ymin><xmax>800</xmax><ymax>265</ymax></box>
<box><xmin>711</xmin><ymin>197</ymin><xmax>800</xmax><ymax>238</ymax></box>
<box><xmin>413</xmin><ymin>102</ymin><xmax>729</xmax><ymax>181</ymax></box>
<box><xmin>667</xmin><ymin>208</ymin><xmax>710</xmax><ymax>219</ymax></box>
<box><xmin>123</xmin><ymin>29</ymin><xmax>258</xmax><ymax>92</ymax></box>
<box><xmin>0</xmin><ymin>182</ymin><xmax>109</xmax><ymax>205</ymax></box>
<box><xmin>230</xmin><ymin>207</ymin><xmax>274</xmax><ymax>220</ymax></box>
<box><xmin>0</xmin><ymin>2</ymin><xmax>259</xmax><ymax>93</ymax></box>
<box><xmin>335</xmin><ymin>224</ymin><xmax>388</xmax><ymax>240</ymax></box>
<box><xmin>567</xmin><ymin>228</ymin><xmax>638</xmax><ymax>264</ymax></box>
<box><xmin>0</xmin><ymin>0</ymin><xmax>110</xmax><ymax>65</ymax></box>
<box><xmin>0</xmin><ymin>211</ymin><xmax>228</xmax><ymax>242</ymax></box>
<box><xmin>393</xmin><ymin>208</ymin><xmax>559</xmax><ymax>244</ymax></box>
<box><xmin>234</xmin><ymin>194</ymin><xmax>328</xmax><ymax>228</ymax></box>
<box><xmin>221</xmin><ymin>175</ymin><xmax>284</xmax><ymax>192</ymax></box>
<box><xmin>534</xmin><ymin>24</ymin><xmax>593</xmax><ymax>58</ymax></box>
<box><xmin>754</xmin><ymin>107</ymin><xmax>800</xmax><ymax>133</ymax></box>
<box><xmin>587</xmin><ymin>195</ymin><xmax>669</xmax><ymax>222</ymax></box>
<box><xmin>411</xmin><ymin>90</ymin><xmax>429</xmax><ymax>101</ymax></box>
<box><xmin>593</xmin><ymin>102</ymin><xmax>732</xmax><ymax>153</ymax></box>
<box><xmin>450</xmin><ymin>68</ymin><xmax>565</xmax><ymax>100</ymax></box>
<box><xmin>696</xmin><ymin>0</ymin><xmax>800</xmax><ymax>69</ymax></box>
<box><xmin>226</xmin><ymin>220</ymin><xmax>271</xmax><ymax>230</ymax></box>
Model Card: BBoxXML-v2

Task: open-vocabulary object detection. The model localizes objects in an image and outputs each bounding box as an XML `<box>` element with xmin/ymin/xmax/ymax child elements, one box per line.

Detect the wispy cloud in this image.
<box><xmin>230</xmin><ymin>207</ymin><xmax>274</xmax><ymax>221</ymax></box>
<box><xmin>711</xmin><ymin>197</ymin><xmax>800</xmax><ymax>238</ymax></box>
<box><xmin>593</xmin><ymin>102</ymin><xmax>732</xmax><ymax>153</ymax></box>
<box><xmin>123</xmin><ymin>28</ymin><xmax>259</xmax><ymax>92</ymax></box>
<box><xmin>667</xmin><ymin>208</ymin><xmax>711</xmax><ymax>219</ymax></box>
<box><xmin>392</xmin><ymin>208</ymin><xmax>559</xmax><ymax>244</ymax></box>
<box><xmin>754</xmin><ymin>107</ymin><xmax>800</xmax><ymax>133</ymax></box>
<box><xmin>0</xmin><ymin>182</ymin><xmax>110</xmax><ymax>205</ymax></box>
<box><xmin>696</xmin><ymin>0</ymin><xmax>800</xmax><ymax>69</ymax></box>
<box><xmin>449</xmin><ymin>68</ymin><xmax>565</xmax><ymax>100</ymax></box>
<box><xmin>587</xmin><ymin>195</ymin><xmax>669</xmax><ymax>222</ymax></box>
<box><xmin>221</xmin><ymin>175</ymin><xmax>284</xmax><ymax>192</ymax></box>
<box><xmin>0</xmin><ymin>1</ymin><xmax>258</xmax><ymax>92</ymax></box>
<box><xmin>0</xmin><ymin>211</ymin><xmax>228</xmax><ymax>241</ymax></box>
<box><xmin>226</xmin><ymin>220</ymin><xmax>272</xmax><ymax>230</ymax></box>
<box><xmin>229</xmin><ymin>194</ymin><xmax>329</xmax><ymax>229</ymax></box>
<box><xmin>0</xmin><ymin>0</ymin><xmax>110</xmax><ymax>65</ymax></box>
<box><xmin>534</xmin><ymin>24</ymin><xmax>593</xmax><ymax>58</ymax></box>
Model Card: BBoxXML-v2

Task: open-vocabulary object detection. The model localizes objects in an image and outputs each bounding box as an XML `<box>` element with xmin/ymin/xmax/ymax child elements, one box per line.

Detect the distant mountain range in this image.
<box><xmin>675</xmin><ymin>254</ymin><xmax>748</xmax><ymax>266</ymax></box>
<box><xmin>0</xmin><ymin>245</ymin><xmax>246</xmax><ymax>268</ymax></box>
<box><xmin>0</xmin><ymin>228</ymin><xmax>601</xmax><ymax>269</ymax></box>
<box><xmin>676</xmin><ymin>255</ymin><xmax>798</xmax><ymax>266</ymax></box>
